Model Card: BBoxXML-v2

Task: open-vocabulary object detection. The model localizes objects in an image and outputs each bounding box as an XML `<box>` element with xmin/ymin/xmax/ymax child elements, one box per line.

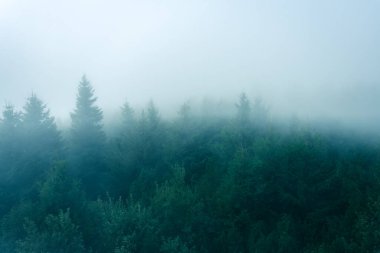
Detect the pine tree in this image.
<box><xmin>108</xmin><ymin>100</ymin><xmax>138</xmax><ymax>197</ymax></box>
<box><xmin>0</xmin><ymin>104</ymin><xmax>22</xmax><ymax>213</ymax></box>
<box><xmin>236</xmin><ymin>93</ymin><xmax>251</xmax><ymax>126</ymax></box>
<box><xmin>251</xmin><ymin>97</ymin><xmax>269</xmax><ymax>128</ymax></box>
<box><xmin>120</xmin><ymin>100</ymin><xmax>137</xmax><ymax>139</ymax></box>
<box><xmin>0</xmin><ymin>95</ymin><xmax>62</xmax><ymax>205</ymax></box>
<box><xmin>22</xmin><ymin>94</ymin><xmax>61</xmax><ymax>157</ymax></box>
<box><xmin>70</xmin><ymin>75</ymin><xmax>106</xmax><ymax>197</ymax></box>
<box><xmin>21</xmin><ymin>94</ymin><xmax>61</xmax><ymax>186</ymax></box>
<box><xmin>147</xmin><ymin>100</ymin><xmax>160</xmax><ymax>126</ymax></box>
<box><xmin>178</xmin><ymin>102</ymin><xmax>191</xmax><ymax>123</ymax></box>
<box><xmin>0</xmin><ymin>104</ymin><xmax>21</xmax><ymax>173</ymax></box>
<box><xmin>0</xmin><ymin>104</ymin><xmax>21</xmax><ymax>134</ymax></box>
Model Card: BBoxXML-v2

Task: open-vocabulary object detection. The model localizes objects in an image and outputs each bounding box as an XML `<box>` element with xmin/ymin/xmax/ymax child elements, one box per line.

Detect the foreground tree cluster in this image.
<box><xmin>0</xmin><ymin>77</ymin><xmax>380</xmax><ymax>252</ymax></box>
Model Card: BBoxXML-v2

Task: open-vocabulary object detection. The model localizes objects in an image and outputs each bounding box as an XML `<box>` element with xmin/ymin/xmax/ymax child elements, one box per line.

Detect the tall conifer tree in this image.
<box><xmin>70</xmin><ymin>76</ymin><xmax>106</xmax><ymax>197</ymax></box>
<box><xmin>22</xmin><ymin>94</ymin><xmax>61</xmax><ymax>156</ymax></box>
<box><xmin>5</xmin><ymin>95</ymin><xmax>62</xmax><ymax>202</ymax></box>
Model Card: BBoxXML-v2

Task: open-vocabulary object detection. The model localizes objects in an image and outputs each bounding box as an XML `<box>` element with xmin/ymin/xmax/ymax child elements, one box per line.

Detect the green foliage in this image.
<box><xmin>152</xmin><ymin>166</ymin><xmax>199</xmax><ymax>238</ymax></box>
<box><xmin>16</xmin><ymin>209</ymin><xmax>85</xmax><ymax>253</ymax></box>
<box><xmin>354</xmin><ymin>197</ymin><xmax>380</xmax><ymax>252</ymax></box>
<box><xmin>160</xmin><ymin>237</ymin><xmax>195</xmax><ymax>253</ymax></box>
<box><xmin>0</xmin><ymin>201</ymin><xmax>44</xmax><ymax>250</ymax></box>
<box><xmin>87</xmin><ymin>197</ymin><xmax>158</xmax><ymax>252</ymax></box>
<box><xmin>1</xmin><ymin>89</ymin><xmax>380</xmax><ymax>252</ymax></box>
<box><xmin>39</xmin><ymin>161</ymin><xmax>85</xmax><ymax>216</ymax></box>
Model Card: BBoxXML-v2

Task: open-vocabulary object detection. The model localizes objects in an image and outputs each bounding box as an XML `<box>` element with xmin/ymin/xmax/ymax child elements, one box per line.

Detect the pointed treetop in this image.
<box><xmin>76</xmin><ymin>75</ymin><xmax>97</xmax><ymax>106</ymax></box>
<box><xmin>121</xmin><ymin>100</ymin><xmax>135</xmax><ymax>125</ymax></box>
<box><xmin>147</xmin><ymin>100</ymin><xmax>160</xmax><ymax>128</ymax></box>
<box><xmin>23</xmin><ymin>94</ymin><xmax>54</xmax><ymax>126</ymax></box>
<box><xmin>2</xmin><ymin>103</ymin><xmax>18</xmax><ymax>120</ymax></box>
<box><xmin>178</xmin><ymin>101</ymin><xmax>191</xmax><ymax>122</ymax></box>
<box><xmin>1</xmin><ymin>104</ymin><xmax>21</xmax><ymax>129</ymax></box>
<box><xmin>72</xmin><ymin>75</ymin><xmax>102</xmax><ymax>124</ymax></box>
<box><xmin>71</xmin><ymin>75</ymin><xmax>104</xmax><ymax>138</ymax></box>
<box><xmin>236</xmin><ymin>92</ymin><xmax>251</xmax><ymax>124</ymax></box>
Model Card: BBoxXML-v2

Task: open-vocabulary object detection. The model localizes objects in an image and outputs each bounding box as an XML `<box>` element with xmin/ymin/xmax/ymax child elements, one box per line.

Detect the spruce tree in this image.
<box><xmin>22</xmin><ymin>94</ymin><xmax>61</xmax><ymax>157</ymax></box>
<box><xmin>120</xmin><ymin>100</ymin><xmax>137</xmax><ymax>139</ymax></box>
<box><xmin>70</xmin><ymin>75</ymin><xmax>106</xmax><ymax>197</ymax></box>
<box><xmin>0</xmin><ymin>104</ymin><xmax>21</xmax><ymax>134</ymax></box>
<box><xmin>0</xmin><ymin>104</ymin><xmax>21</xmax><ymax>173</ymax></box>
<box><xmin>3</xmin><ymin>95</ymin><xmax>62</xmax><ymax>203</ymax></box>
<box><xmin>0</xmin><ymin>104</ymin><xmax>22</xmax><ymax>212</ymax></box>
<box><xmin>236</xmin><ymin>92</ymin><xmax>251</xmax><ymax>126</ymax></box>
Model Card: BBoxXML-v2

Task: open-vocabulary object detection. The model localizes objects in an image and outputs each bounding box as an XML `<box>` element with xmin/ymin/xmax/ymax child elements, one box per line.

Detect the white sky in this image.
<box><xmin>0</xmin><ymin>0</ymin><xmax>380</xmax><ymax>125</ymax></box>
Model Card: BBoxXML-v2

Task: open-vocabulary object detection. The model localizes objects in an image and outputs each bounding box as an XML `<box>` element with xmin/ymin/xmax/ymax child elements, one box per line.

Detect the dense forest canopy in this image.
<box><xmin>0</xmin><ymin>77</ymin><xmax>379</xmax><ymax>252</ymax></box>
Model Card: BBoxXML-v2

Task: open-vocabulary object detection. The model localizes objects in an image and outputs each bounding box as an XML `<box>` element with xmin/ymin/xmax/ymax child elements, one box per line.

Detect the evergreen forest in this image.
<box><xmin>1</xmin><ymin>76</ymin><xmax>380</xmax><ymax>253</ymax></box>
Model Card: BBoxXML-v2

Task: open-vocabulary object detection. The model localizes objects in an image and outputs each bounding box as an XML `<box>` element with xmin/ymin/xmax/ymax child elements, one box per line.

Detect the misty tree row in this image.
<box><xmin>0</xmin><ymin>76</ymin><xmax>380</xmax><ymax>252</ymax></box>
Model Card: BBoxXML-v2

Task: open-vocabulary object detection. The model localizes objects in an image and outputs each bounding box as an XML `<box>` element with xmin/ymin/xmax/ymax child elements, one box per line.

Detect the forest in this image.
<box><xmin>0</xmin><ymin>76</ymin><xmax>379</xmax><ymax>253</ymax></box>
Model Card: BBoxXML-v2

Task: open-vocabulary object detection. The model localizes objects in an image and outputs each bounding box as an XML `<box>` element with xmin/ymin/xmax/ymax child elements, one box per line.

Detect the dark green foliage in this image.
<box><xmin>1</xmin><ymin>88</ymin><xmax>380</xmax><ymax>252</ymax></box>
<box><xmin>39</xmin><ymin>162</ymin><xmax>85</xmax><ymax>217</ymax></box>
<box><xmin>16</xmin><ymin>210</ymin><xmax>85</xmax><ymax>253</ymax></box>
<box><xmin>160</xmin><ymin>237</ymin><xmax>195</xmax><ymax>253</ymax></box>
<box><xmin>87</xmin><ymin>197</ymin><xmax>158</xmax><ymax>252</ymax></box>
<box><xmin>152</xmin><ymin>167</ymin><xmax>200</xmax><ymax>240</ymax></box>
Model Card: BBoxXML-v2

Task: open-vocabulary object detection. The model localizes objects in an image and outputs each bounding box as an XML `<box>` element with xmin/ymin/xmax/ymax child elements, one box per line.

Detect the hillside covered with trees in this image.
<box><xmin>0</xmin><ymin>77</ymin><xmax>380</xmax><ymax>253</ymax></box>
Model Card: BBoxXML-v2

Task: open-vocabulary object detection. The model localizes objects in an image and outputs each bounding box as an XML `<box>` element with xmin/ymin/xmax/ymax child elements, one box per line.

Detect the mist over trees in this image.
<box><xmin>0</xmin><ymin>76</ymin><xmax>380</xmax><ymax>252</ymax></box>
<box><xmin>70</xmin><ymin>76</ymin><xmax>107</xmax><ymax>197</ymax></box>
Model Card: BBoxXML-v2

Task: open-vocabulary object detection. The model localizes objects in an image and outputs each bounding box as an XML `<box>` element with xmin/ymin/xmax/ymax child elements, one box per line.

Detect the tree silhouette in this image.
<box><xmin>70</xmin><ymin>76</ymin><xmax>106</xmax><ymax>197</ymax></box>
<box><xmin>236</xmin><ymin>93</ymin><xmax>251</xmax><ymax>126</ymax></box>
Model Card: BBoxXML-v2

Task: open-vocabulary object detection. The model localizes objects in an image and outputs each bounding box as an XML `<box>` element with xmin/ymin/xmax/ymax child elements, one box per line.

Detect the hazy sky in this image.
<box><xmin>0</xmin><ymin>0</ymin><xmax>380</xmax><ymax>124</ymax></box>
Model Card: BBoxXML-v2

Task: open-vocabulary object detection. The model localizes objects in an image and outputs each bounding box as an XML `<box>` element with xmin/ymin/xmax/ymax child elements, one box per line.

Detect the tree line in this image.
<box><xmin>0</xmin><ymin>76</ymin><xmax>379</xmax><ymax>252</ymax></box>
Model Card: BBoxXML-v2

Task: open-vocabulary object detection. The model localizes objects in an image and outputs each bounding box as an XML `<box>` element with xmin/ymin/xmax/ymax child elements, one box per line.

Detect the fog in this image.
<box><xmin>1</xmin><ymin>0</ymin><xmax>380</xmax><ymax>128</ymax></box>
<box><xmin>2</xmin><ymin>2</ymin><xmax>380</xmax><ymax>251</ymax></box>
